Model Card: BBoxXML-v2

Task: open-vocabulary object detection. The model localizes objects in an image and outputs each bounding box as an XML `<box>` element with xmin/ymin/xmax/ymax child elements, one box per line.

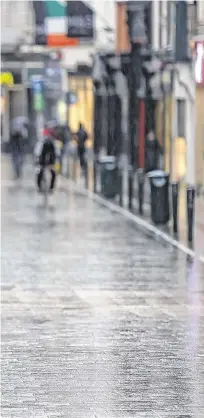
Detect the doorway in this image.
<box><xmin>27</xmin><ymin>88</ymin><xmax>37</xmax><ymax>152</ymax></box>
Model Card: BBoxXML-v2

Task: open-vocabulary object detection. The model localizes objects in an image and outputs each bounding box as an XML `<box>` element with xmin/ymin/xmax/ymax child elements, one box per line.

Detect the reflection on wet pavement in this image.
<box><xmin>1</xmin><ymin>164</ymin><xmax>204</xmax><ymax>418</ymax></box>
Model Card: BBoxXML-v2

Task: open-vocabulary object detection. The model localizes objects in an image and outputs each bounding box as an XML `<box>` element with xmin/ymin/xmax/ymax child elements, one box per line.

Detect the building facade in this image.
<box><xmin>116</xmin><ymin>1</ymin><xmax>204</xmax><ymax>189</ymax></box>
<box><xmin>1</xmin><ymin>0</ymin><xmax>116</xmax><ymax>146</ymax></box>
<box><xmin>151</xmin><ymin>0</ymin><xmax>204</xmax><ymax>188</ymax></box>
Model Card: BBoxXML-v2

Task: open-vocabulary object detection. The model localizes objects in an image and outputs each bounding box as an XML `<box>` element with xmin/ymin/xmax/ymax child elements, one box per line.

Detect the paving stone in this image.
<box><xmin>1</xmin><ymin>160</ymin><xmax>204</xmax><ymax>417</ymax></box>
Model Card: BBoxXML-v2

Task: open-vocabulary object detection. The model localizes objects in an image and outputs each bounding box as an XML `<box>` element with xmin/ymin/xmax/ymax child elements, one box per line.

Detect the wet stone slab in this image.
<box><xmin>1</xmin><ymin>165</ymin><xmax>204</xmax><ymax>418</ymax></box>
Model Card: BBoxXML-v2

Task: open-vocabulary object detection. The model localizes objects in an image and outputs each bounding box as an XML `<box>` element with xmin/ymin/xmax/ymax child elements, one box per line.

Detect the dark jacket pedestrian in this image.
<box><xmin>10</xmin><ymin>131</ymin><xmax>25</xmax><ymax>155</ymax></box>
<box><xmin>75</xmin><ymin>123</ymin><xmax>88</xmax><ymax>169</ymax></box>
<box><xmin>10</xmin><ymin>117</ymin><xmax>28</xmax><ymax>179</ymax></box>
<box><xmin>145</xmin><ymin>131</ymin><xmax>163</xmax><ymax>173</ymax></box>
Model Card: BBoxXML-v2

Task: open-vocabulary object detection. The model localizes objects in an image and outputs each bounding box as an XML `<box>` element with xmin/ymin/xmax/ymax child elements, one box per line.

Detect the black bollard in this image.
<box><xmin>119</xmin><ymin>169</ymin><xmax>123</xmax><ymax>207</ymax></box>
<box><xmin>84</xmin><ymin>162</ymin><xmax>89</xmax><ymax>189</ymax></box>
<box><xmin>187</xmin><ymin>186</ymin><xmax>195</xmax><ymax>243</ymax></box>
<box><xmin>137</xmin><ymin>168</ymin><xmax>145</xmax><ymax>215</ymax></box>
<box><xmin>128</xmin><ymin>168</ymin><xmax>134</xmax><ymax>210</ymax></box>
<box><xmin>171</xmin><ymin>181</ymin><xmax>179</xmax><ymax>235</ymax></box>
<box><xmin>93</xmin><ymin>159</ymin><xmax>97</xmax><ymax>193</ymax></box>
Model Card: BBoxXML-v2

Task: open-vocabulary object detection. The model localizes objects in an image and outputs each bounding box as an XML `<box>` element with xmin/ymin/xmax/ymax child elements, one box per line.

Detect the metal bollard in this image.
<box><xmin>93</xmin><ymin>160</ymin><xmax>97</xmax><ymax>193</ymax></box>
<box><xmin>119</xmin><ymin>169</ymin><xmax>123</xmax><ymax>207</ymax></box>
<box><xmin>187</xmin><ymin>186</ymin><xmax>195</xmax><ymax>243</ymax></box>
<box><xmin>128</xmin><ymin>168</ymin><xmax>134</xmax><ymax>210</ymax></box>
<box><xmin>137</xmin><ymin>168</ymin><xmax>145</xmax><ymax>215</ymax></box>
<box><xmin>171</xmin><ymin>181</ymin><xmax>179</xmax><ymax>235</ymax></box>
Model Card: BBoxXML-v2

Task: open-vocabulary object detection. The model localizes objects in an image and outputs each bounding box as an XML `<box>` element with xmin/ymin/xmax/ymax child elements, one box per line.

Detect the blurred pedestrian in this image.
<box><xmin>34</xmin><ymin>123</ymin><xmax>60</xmax><ymax>193</ymax></box>
<box><xmin>10</xmin><ymin>117</ymin><xmax>28</xmax><ymax>179</ymax></box>
<box><xmin>145</xmin><ymin>130</ymin><xmax>163</xmax><ymax>173</ymax></box>
<box><xmin>75</xmin><ymin>123</ymin><xmax>88</xmax><ymax>171</ymax></box>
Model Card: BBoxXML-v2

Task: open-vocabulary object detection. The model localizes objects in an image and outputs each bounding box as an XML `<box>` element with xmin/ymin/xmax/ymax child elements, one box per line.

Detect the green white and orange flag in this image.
<box><xmin>33</xmin><ymin>0</ymin><xmax>79</xmax><ymax>47</ymax></box>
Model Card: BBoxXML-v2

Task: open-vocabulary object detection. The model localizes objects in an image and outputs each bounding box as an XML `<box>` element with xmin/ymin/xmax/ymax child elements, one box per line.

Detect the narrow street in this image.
<box><xmin>1</xmin><ymin>159</ymin><xmax>204</xmax><ymax>418</ymax></box>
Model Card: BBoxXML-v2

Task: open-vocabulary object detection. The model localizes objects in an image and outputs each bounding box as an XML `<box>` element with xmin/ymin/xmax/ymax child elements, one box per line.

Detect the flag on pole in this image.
<box><xmin>33</xmin><ymin>0</ymin><xmax>80</xmax><ymax>47</ymax></box>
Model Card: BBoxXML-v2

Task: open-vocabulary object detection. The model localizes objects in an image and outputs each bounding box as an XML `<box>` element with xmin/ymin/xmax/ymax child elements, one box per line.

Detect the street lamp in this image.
<box><xmin>126</xmin><ymin>1</ymin><xmax>149</xmax><ymax>211</ymax></box>
<box><xmin>160</xmin><ymin>64</ymin><xmax>173</xmax><ymax>173</ymax></box>
<box><xmin>102</xmin><ymin>53</ymin><xmax>122</xmax><ymax>158</ymax></box>
<box><xmin>92</xmin><ymin>53</ymin><xmax>108</xmax><ymax>191</ymax></box>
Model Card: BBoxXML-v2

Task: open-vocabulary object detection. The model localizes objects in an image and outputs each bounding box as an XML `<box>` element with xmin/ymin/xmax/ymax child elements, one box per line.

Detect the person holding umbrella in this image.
<box><xmin>10</xmin><ymin>116</ymin><xmax>28</xmax><ymax>179</ymax></box>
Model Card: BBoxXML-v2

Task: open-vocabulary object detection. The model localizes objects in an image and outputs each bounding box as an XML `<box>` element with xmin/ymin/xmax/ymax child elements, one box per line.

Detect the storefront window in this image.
<box><xmin>68</xmin><ymin>75</ymin><xmax>93</xmax><ymax>147</ymax></box>
<box><xmin>174</xmin><ymin>137</ymin><xmax>187</xmax><ymax>180</ymax></box>
<box><xmin>195</xmin><ymin>42</ymin><xmax>204</xmax><ymax>85</ymax></box>
<box><xmin>174</xmin><ymin>99</ymin><xmax>187</xmax><ymax>180</ymax></box>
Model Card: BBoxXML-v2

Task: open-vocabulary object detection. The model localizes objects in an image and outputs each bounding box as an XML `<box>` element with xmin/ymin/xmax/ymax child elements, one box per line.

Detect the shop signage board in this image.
<box><xmin>66</xmin><ymin>91</ymin><xmax>78</xmax><ymax>105</ymax></box>
<box><xmin>66</xmin><ymin>1</ymin><xmax>94</xmax><ymax>39</ymax></box>
<box><xmin>31</xmin><ymin>76</ymin><xmax>45</xmax><ymax>111</ymax></box>
<box><xmin>0</xmin><ymin>72</ymin><xmax>14</xmax><ymax>87</ymax></box>
<box><xmin>44</xmin><ymin>58</ymin><xmax>62</xmax><ymax>100</ymax></box>
<box><xmin>32</xmin><ymin>0</ymin><xmax>94</xmax><ymax>46</ymax></box>
<box><xmin>32</xmin><ymin>0</ymin><xmax>79</xmax><ymax>47</ymax></box>
<box><xmin>1</xmin><ymin>69</ymin><xmax>22</xmax><ymax>85</ymax></box>
<box><xmin>27</xmin><ymin>68</ymin><xmax>44</xmax><ymax>85</ymax></box>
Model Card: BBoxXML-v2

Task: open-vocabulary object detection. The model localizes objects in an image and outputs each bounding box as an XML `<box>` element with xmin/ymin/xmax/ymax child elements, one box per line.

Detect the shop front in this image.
<box><xmin>68</xmin><ymin>66</ymin><xmax>93</xmax><ymax>148</ymax></box>
<box><xmin>195</xmin><ymin>41</ymin><xmax>204</xmax><ymax>191</ymax></box>
<box><xmin>0</xmin><ymin>67</ymin><xmax>24</xmax><ymax>149</ymax></box>
<box><xmin>1</xmin><ymin>51</ymin><xmax>63</xmax><ymax>152</ymax></box>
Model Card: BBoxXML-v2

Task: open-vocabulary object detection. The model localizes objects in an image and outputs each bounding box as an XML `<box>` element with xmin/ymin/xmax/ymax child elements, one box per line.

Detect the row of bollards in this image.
<box><xmin>68</xmin><ymin>156</ymin><xmax>196</xmax><ymax>246</ymax></box>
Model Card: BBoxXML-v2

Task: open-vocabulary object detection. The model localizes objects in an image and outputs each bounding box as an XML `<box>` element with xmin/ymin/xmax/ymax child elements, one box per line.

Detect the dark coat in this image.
<box><xmin>76</xmin><ymin>128</ymin><xmax>88</xmax><ymax>150</ymax></box>
<box><xmin>145</xmin><ymin>138</ymin><xmax>163</xmax><ymax>173</ymax></box>
<box><xmin>10</xmin><ymin>133</ymin><xmax>25</xmax><ymax>154</ymax></box>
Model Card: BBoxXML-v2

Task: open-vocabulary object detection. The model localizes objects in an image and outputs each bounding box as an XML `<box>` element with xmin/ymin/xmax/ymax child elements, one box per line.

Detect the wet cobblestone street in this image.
<box><xmin>1</xmin><ymin>161</ymin><xmax>204</xmax><ymax>418</ymax></box>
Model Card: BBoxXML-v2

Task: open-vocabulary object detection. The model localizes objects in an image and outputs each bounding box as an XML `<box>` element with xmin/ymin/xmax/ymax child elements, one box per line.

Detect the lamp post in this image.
<box><xmin>161</xmin><ymin>65</ymin><xmax>172</xmax><ymax>171</ymax></box>
<box><xmin>126</xmin><ymin>2</ymin><xmax>148</xmax><ymax>210</ymax></box>
<box><xmin>92</xmin><ymin>54</ymin><xmax>107</xmax><ymax>192</ymax></box>
<box><xmin>161</xmin><ymin>63</ymin><xmax>180</xmax><ymax>235</ymax></box>
<box><xmin>104</xmin><ymin>53</ymin><xmax>124</xmax><ymax>204</ymax></box>
<box><xmin>102</xmin><ymin>53</ymin><xmax>122</xmax><ymax>159</ymax></box>
<box><xmin>174</xmin><ymin>72</ymin><xmax>196</xmax><ymax>243</ymax></box>
<box><xmin>103</xmin><ymin>56</ymin><xmax>117</xmax><ymax>157</ymax></box>
<box><xmin>173</xmin><ymin>1</ymin><xmax>196</xmax><ymax>243</ymax></box>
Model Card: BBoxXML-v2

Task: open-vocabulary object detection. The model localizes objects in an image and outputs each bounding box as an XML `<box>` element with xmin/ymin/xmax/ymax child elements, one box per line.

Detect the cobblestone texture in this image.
<box><xmin>1</xmin><ymin>159</ymin><xmax>204</xmax><ymax>418</ymax></box>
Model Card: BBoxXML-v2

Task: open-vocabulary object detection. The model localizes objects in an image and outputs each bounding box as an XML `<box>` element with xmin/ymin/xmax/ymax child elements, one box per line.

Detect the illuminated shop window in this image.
<box><xmin>195</xmin><ymin>42</ymin><xmax>204</xmax><ymax>85</ymax></box>
<box><xmin>68</xmin><ymin>76</ymin><xmax>93</xmax><ymax>147</ymax></box>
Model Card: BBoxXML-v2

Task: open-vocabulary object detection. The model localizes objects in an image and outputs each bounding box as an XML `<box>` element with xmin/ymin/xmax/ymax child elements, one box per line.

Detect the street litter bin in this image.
<box><xmin>148</xmin><ymin>170</ymin><xmax>170</xmax><ymax>224</ymax></box>
<box><xmin>99</xmin><ymin>156</ymin><xmax>119</xmax><ymax>198</ymax></box>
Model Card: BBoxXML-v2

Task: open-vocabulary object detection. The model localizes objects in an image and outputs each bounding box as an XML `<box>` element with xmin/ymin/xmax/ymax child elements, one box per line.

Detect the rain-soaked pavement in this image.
<box><xmin>1</xmin><ymin>159</ymin><xmax>204</xmax><ymax>418</ymax></box>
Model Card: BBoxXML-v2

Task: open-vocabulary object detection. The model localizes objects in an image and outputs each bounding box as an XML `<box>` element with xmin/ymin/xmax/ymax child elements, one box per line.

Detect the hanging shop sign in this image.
<box><xmin>66</xmin><ymin>1</ymin><xmax>94</xmax><ymax>39</ymax></box>
<box><xmin>0</xmin><ymin>72</ymin><xmax>14</xmax><ymax>87</ymax></box>
<box><xmin>32</xmin><ymin>0</ymin><xmax>80</xmax><ymax>47</ymax></box>
<box><xmin>31</xmin><ymin>76</ymin><xmax>45</xmax><ymax>111</ymax></box>
<box><xmin>66</xmin><ymin>91</ymin><xmax>78</xmax><ymax>105</ymax></box>
<box><xmin>44</xmin><ymin>58</ymin><xmax>62</xmax><ymax>100</ymax></box>
<box><xmin>126</xmin><ymin>1</ymin><xmax>148</xmax><ymax>45</ymax></box>
<box><xmin>27</xmin><ymin>68</ymin><xmax>44</xmax><ymax>85</ymax></box>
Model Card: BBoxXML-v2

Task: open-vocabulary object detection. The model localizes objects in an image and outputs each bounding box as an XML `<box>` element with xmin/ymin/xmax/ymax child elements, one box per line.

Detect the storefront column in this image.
<box><xmin>186</xmin><ymin>91</ymin><xmax>196</xmax><ymax>186</ymax></box>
